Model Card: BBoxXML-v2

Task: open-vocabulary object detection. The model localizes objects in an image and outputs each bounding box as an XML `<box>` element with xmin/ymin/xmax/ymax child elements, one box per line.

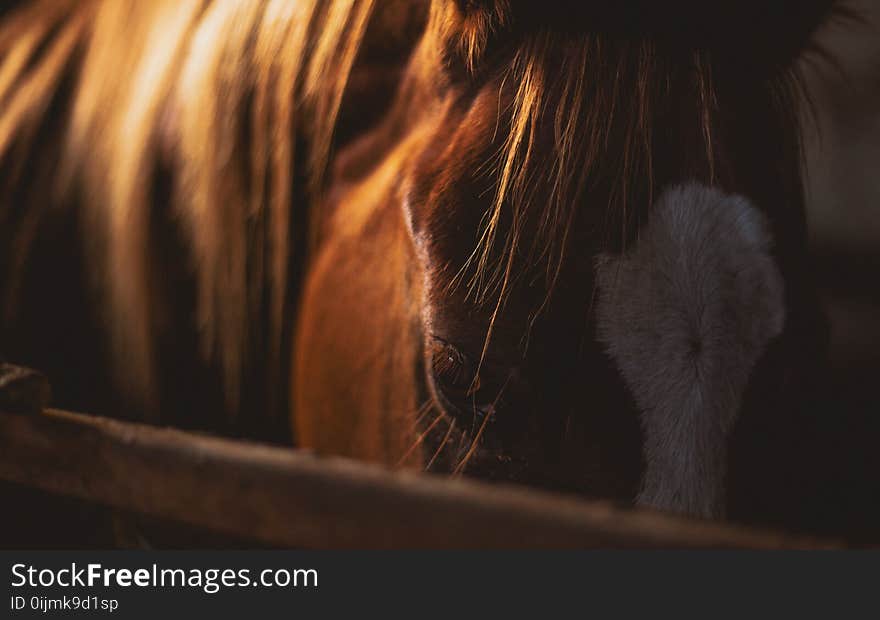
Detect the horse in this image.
<box><xmin>293</xmin><ymin>0</ymin><xmax>844</xmax><ymax>523</ymax></box>
<box><xmin>0</xmin><ymin>0</ymin><xmax>873</xmax><ymax>537</ymax></box>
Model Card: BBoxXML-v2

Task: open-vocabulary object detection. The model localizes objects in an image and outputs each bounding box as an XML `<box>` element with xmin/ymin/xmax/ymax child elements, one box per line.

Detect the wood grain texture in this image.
<box><xmin>0</xmin><ymin>408</ymin><xmax>836</xmax><ymax>548</ymax></box>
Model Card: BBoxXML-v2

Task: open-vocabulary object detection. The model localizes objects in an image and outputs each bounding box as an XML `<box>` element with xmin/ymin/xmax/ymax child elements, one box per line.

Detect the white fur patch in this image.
<box><xmin>595</xmin><ymin>182</ymin><xmax>786</xmax><ymax>518</ymax></box>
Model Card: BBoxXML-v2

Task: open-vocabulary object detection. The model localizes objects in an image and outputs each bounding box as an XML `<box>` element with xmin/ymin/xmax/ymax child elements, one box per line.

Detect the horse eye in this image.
<box><xmin>427</xmin><ymin>337</ymin><xmax>481</xmax><ymax>403</ymax></box>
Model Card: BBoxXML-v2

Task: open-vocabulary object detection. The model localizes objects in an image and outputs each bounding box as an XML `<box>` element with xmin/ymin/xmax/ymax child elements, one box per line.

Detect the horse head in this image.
<box><xmin>295</xmin><ymin>0</ymin><xmax>840</xmax><ymax>520</ymax></box>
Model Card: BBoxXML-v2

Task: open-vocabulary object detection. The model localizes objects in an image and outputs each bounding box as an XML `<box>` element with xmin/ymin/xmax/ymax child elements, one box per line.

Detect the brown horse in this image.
<box><xmin>0</xmin><ymin>0</ymin><xmax>871</xmax><ymax>534</ymax></box>
<box><xmin>294</xmin><ymin>0</ymin><xmax>842</xmax><ymax>521</ymax></box>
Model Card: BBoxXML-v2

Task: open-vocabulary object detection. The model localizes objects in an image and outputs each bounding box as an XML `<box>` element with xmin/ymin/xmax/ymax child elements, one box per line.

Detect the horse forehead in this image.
<box><xmin>406</xmin><ymin>85</ymin><xmax>509</xmax><ymax>241</ymax></box>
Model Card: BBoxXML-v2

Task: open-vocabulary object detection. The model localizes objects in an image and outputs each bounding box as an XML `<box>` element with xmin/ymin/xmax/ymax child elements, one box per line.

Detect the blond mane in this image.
<box><xmin>0</xmin><ymin>0</ymin><xmax>376</xmax><ymax>411</ymax></box>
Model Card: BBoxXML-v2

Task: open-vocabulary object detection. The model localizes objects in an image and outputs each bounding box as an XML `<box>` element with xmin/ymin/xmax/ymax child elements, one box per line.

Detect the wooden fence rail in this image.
<box><xmin>0</xmin><ymin>408</ymin><xmax>836</xmax><ymax>548</ymax></box>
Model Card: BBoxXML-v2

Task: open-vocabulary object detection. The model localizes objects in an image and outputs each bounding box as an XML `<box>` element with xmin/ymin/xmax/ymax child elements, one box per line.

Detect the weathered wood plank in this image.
<box><xmin>0</xmin><ymin>408</ymin><xmax>836</xmax><ymax>548</ymax></box>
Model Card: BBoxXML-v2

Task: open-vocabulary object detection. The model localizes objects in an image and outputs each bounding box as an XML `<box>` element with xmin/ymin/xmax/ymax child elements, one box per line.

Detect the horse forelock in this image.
<box><xmin>405</xmin><ymin>0</ymin><xmax>855</xmax><ymax>391</ymax></box>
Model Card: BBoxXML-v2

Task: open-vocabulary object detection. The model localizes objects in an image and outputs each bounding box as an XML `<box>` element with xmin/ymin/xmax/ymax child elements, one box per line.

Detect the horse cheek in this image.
<box><xmin>293</xmin><ymin>205</ymin><xmax>423</xmax><ymax>468</ymax></box>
